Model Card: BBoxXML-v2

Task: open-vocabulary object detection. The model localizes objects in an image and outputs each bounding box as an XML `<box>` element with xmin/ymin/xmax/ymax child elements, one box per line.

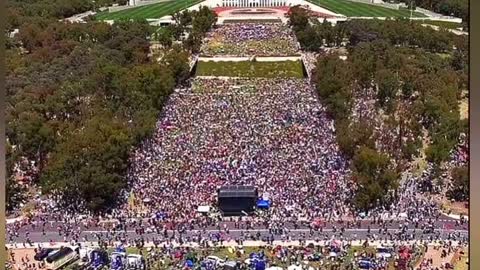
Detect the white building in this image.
<box><xmin>220</xmin><ymin>0</ymin><xmax>286</xmax><ymax>7</ymax></box>
<box><xmin>128</xmin><ymin>0</ymin><xmax>299</xmax><ymax>7</ymax></box>
<box><xmin>207</xmin><ymin>0</ymin><xmax>302</xmax><ymax>7</ymax></box>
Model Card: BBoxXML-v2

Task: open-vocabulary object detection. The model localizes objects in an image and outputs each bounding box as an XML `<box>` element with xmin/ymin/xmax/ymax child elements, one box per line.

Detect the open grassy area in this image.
<box><xmin>453</xmin><ymin>251</ymin><xmax>468</xmax><ymax>270</ymax></box>
<box><xmin>342</xmin><ymin>246</ymin><xmax>377</xmax><ymax>266</ymax></box>
<box><xmin>103</xmin><ymin>246</ymin><xmax>375</xmax><ymax>269</ymax></box>
<box><xmin>195</xmin><ymin>60</ymin><xmax>305</xmax><ymax>78</ymax></box>
<box><xmin>420</xmin><ymin>20</ymin><xmax>463</xmax><ymax>30</ymax></box>
<box><xmin>307</xmin><ymin>0</ymin><xmax>426</xmax><ymax>17</ymax></box>
<box><xmin>107</xmin><ymin>247</ymin><xmax>144</xmax><ymax>254</ymax></box>
<box><xmin>440</xmin><ymin>199</ymin><xmax>468</xmax><ymax>215</ymax></box>
<box><xmin>96</xmin><ymin>0</ymin><xmax>204</xmax><ymax>20</ymax></box>
<box><xmin>55</xmin><ymin>245</ymin><xmax>432</xmax><ymax>270</ymax></box>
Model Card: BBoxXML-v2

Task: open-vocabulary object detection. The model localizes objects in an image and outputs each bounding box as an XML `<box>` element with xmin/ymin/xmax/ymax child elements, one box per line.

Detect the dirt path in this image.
<box><xmin>453</xmin><ymin>249</ymin><xmax>468</xmax><ymax>270</ymax></box>
<box><xmin>420</xmin><ymin>246</ymin><xmax>457</xmax><ymax>269</ymax></box>
<box><xmin>459</xmin><ymin>98</ymin><xmax>468</xmax><ymax>120</ymax></box>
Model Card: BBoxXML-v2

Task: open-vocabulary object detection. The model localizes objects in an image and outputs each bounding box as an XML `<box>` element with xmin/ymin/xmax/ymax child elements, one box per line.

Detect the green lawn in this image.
<box><xmin>96</xmin><ymin>0</ymin><xmax>204</xmax><ymax>20</ymax></box>
<box><xmin>420</xmin><ymin>20</ymin><xmax>463</xmax><ymax>29</ymax></box>
<box><xmin>107</xmin><ymin>247</ymin><xmax>144</xmax><ymax>253</ymax></box>
<box><xmin>195</xmin><ymin>60</ymin><xmax>305</xmax><ymax>78</ymax></box>
<box><xmin>342</xmin><ymin>246</ymin><xmax>377</xmax><ymax>267</ymax></box>
<box><xmin>307</xmin><ymin>0</ymin><xmax>426</xmax><ymax>17</ymax></box>
<box><xmin>66</xmin><ymin>245</ymin><xmax>426</xmax><ymax>270</ymax></box>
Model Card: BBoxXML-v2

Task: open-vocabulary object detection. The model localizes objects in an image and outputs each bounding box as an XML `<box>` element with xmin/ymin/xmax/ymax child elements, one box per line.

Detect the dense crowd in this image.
<box><xmin>6</xmin><ymin>22</ymin><xmax>469</xmax><ymax>254</ymax></box>
<box><xmin>6</xmin><ymin>70</ymin><xmax>468</xmax><ymax>247</ymax></box>
<box><xmin>301</xmin><ymin>52</ymin><xmax>318</xmax><ymax>79</ymax></box>
<box><xmin>349</xmin><ymin>82</ymin><xmax>417</xmax><ymax>160</ymax></box>
<box><xmin>347</xmin><ymin>81</ymin><xmax>464</xmax><ymax>224</ymax></box>
<box><xmin>200</xmin><ymin>23</ymin><xmax>300</xmax><ymax>56</ymax></box>
<box><xmin>9</xmin><ymin>236</ymin><xmax>467</xmax><ymax>270</ymax></box>
<box><xmin>442</xmin><ymin>134</ymin><xmax>469</xmax><ymax>193</ymax></box>
<box><xmin>126</xmin><ymin>77</ymin><xmax>353</xmax><ymax>225</ymax></box>
<box><xmin>139</xmin><ymin>242</ymin><xmax>423</xmax><ymax>270</ymax></box>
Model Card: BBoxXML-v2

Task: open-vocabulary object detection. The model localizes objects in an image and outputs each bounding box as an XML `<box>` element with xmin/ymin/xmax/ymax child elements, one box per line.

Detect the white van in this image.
<box><xmin>206</xmin><ymin>255</ymin><xmax>225</xmax><ymax>267</ymax></box>
<box><xmin>376</xmin><ymin>246</ymin><xmax>394</xmax><ymax>259</ymax></box>
<box><xmin>126</xmin><ymin>254</ymin><xmax>145</xmax><ymax>270</ymax></box>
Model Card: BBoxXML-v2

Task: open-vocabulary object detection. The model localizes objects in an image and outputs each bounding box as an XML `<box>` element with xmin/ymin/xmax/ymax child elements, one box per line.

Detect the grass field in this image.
<box><xmin>307</xmin><ymin>0</ymin><xmax>426</xmax><ymax>17</ymax></box>
<box><xmin>65</xmin><ymin>245</ymin><xmax>431</xmax><ymax>270</ymax></box>
<box><xmin>195</xmin><ymin>60</ymin><xmax>305</xmax><ymax>78</ymax></box>
<box><xmin>102</xmin><ymin>246</ymin><xmax>378</xmax><ymax>269</ymax></box>
<box><xmin>96</xmin><ymin>0</ymin><xmax>203</xmax><ymax>20</ymax></box>
<box><xmin>420</xmin><ymin>20</ymin><xmax>463</xmax><ymax>29</ymax></box>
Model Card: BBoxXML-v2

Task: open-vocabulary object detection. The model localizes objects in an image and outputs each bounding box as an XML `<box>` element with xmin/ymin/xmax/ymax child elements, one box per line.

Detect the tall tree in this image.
<box><xmin>447</xmin><ymin>166</ymin><xmax>468</xmax><ymax>201</ymax></box>
<box><xmin>352</xmin><ymin>147</ymin><xmax>399</xmax><ymax>211</ymax></box>
<box><xmin>375</xmin><ymin>68</ymin><xmax>399</xmax><ymax>112</ymax></box>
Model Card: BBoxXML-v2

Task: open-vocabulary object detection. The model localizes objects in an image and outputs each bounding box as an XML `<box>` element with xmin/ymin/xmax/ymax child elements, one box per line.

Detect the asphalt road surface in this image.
<box><xmin>7</xmin><ymin>228</ymin><xmax>467</xmax><ymax>243</ymax></box>
<box><xmin>7</xmin><ymin>216</ymin><xmax>468</xmax><ymax>244</ymax></box>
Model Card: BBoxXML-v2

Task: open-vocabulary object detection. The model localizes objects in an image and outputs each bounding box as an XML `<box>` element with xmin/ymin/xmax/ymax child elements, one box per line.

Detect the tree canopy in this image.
<box><xmin>351</xmin><ymin>146</ymin><xmax>399</xmax><ymax>211</ymax></box>
<box><xmin>306</xmin><ymin>12</ymin><xmax>468</xmax><ymax>211</ymax></box>
<box><xmin>447</xmin><ymin>166</ymin><xmax>468</xmax><ymax>201</ymax></box>
<box><xmin>397</xmin><ymin>0</ymin><xmax>468</xmax><ymax>30</ymax></box>
<box><xmin>6</xmin><ymin>18</ymin><xmax>192</xmax><ymax>213</ymax></box>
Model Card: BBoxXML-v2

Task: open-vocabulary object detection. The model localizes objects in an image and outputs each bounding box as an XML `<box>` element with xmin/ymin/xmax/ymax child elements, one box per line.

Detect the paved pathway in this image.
<box><xmin>6</xmin><ymin>238</ymin><xmax>467</xmax><ymax>251</ymax></box>
<box><xmin>7</xmin><ymin>226</ymin><xmax>468</xmax><ymax>244</ymax></box>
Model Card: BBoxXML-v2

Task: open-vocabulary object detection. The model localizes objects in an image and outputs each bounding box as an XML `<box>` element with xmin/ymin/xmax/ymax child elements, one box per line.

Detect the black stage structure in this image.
<box><xmin>218</xmin><ymin>185</ymin><xmax>258</xmax><ymax>215</ymax></box>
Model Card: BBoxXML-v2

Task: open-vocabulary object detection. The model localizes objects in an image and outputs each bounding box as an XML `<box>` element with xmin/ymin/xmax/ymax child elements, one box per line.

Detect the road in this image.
<box><xmin>6</xmin><ymin>215</ymin><xmax>468</xmax><ymax>244</ymax></box>
<box><xmin>7</xmin><ymin>228</ymin><xmax>467</xmax><ymax>243</ymax></box>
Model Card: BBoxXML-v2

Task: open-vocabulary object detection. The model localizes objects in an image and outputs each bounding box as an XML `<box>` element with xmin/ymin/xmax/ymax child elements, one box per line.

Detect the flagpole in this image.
<box><xmin>410</xmin><ymin>0</ymin><xmax>413</xmax><ymax>21</ymax></box>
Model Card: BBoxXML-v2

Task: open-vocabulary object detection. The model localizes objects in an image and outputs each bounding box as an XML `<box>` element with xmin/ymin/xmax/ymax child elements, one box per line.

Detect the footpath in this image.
<box><xmin>6</xmin><ymin>239</ymin><xmax>466</xmax><ymax>250</ymax></box>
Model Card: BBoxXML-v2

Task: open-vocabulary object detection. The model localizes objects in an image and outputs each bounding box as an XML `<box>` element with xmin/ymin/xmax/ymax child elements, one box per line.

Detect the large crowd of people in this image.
<box><xmin>6</xmin><ymin>21</ymin><xmax>469</xmax><ymax>261</ymax></box>
<box><xmin>200</xmin><ymin>23</ymin><xmax>300</xmax><ymax>57</ymax></box>
<box><xmin>301</xmin><ymin>51</ymin><xmax>317</xmax><ymax>79</ymax></box>
<box><xmin>7</xmin><ymin>239</ymin><xmax>439</xmax><ymax>270</ymax></box>
<box><xmin>126</xmin><ymin>77</ymin><xmax>353</xmax><ymax>225</ymax></box>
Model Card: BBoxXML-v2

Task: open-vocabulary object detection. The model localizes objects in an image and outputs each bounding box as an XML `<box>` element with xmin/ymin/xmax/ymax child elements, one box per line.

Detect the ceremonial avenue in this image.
<box><xmin>5</xmin><ymin>0</ymin><xmax>470</xmax><ymax>269</ymax></box>
<box><xmin>6</xmin><ymin>18</ymin><xmax>469</xmax><ymax>247</ymax></box>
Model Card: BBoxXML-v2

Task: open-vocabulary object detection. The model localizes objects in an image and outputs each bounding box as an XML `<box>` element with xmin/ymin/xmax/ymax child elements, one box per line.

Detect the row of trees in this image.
<box><xmin>397</xmin><ymin>0</ymin><xmax>468</xmax><ymax>30</ymax></box>
<box><xmin>290</xmin><ymin>7</ymin><xmax>469</xmax><ymax>210</ymax></box>
<box><xmin>153</xmin><ymin>6</ymin><xmax>218</xmax><ymax>53</ymax></box>
<box><xmin>313</xmin><ymin>50</ymin><xmax>400</xmax><ymax>211</ymax></box>
<box><xmin>289</xmin><ymin>6</ymin><xmax>467</xmax><ymax>54</ymax></box>
<box><xmin>6</xmin><ymin>0</ymin><xmax>126</xmax><ymax>31</ymax></box>
<box><xmin>5</xmin><ymin>17</ymin><xmax>196</xmax><ymax>212</ymax></box>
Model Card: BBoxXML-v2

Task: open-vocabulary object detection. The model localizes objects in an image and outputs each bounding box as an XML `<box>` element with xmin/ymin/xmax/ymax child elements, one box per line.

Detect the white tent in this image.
<box><xmin>197</xmin><ymin>205</ymin><xmax>211</xmax><ymax>213</ymax></box>
<box><xmin>266</xmin><ymin>267</ymin><xmax>283</xmax><ymax>270</ymax></box>
<box><xmin>287</xmin><ymin>264</ymin><xmax>302</xmax><ymax>270</ymax></box>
